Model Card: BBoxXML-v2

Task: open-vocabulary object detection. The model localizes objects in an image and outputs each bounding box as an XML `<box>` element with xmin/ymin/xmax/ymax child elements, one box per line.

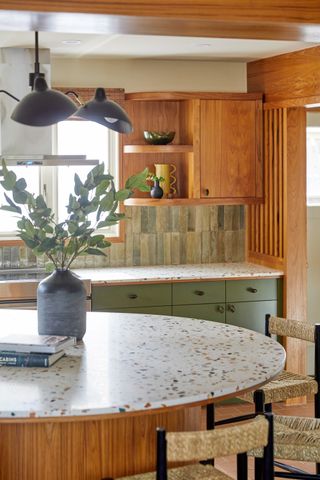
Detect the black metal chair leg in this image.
<box><xmin>237</xmin><ymin>453</ymin><xmax>248</xmax><ymax>480</ymax></box>
<box><xmin>254</xmin><ymin>390</ymin><xmax>265</xmax><ymax>480</ymax></box>
<box><xmin>201</xmin><ymin>403</ymin><xmax>215</xmax><ymax>465</ymax></box>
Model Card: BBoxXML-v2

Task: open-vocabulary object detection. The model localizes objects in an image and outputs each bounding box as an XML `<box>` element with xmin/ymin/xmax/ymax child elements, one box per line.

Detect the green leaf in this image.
<box><xmin>15</xmin><ymin>178</ymin><xmax>27</xmax><ymax>191</ymax></box>
<box><xmin>35</xmin><ymin>195</ymin><xmax>47</xmax><ymax>210</ymax></box>
<box><xmin>99</xmin><ymin>191</ymin><xmax>115</xmax><ymax>212</ymax></box>
<box><xmin>74</xmin><ymin>173</ymin><xmax>83</xmax><ymax>196</ymax></box>
<box><xmin>1</xmin><ymin>205</ymin><xmax>22</xmax><ymax>214</ymax></box>
<box><xmin>115</xmin><ymin>189</ymin><xmax>132</xmax><ymax>201</ymax></box>
<box><xmin>13</xmin><ymin>188</ymin><xmax>28</xmax><ymax>204</ymax></box>
<box><xmin>19</xmin><ymin>233</ymin><xmax>39</xmax><ymax>249</ymax></box>
<box><xmin>2</xmin><ymin>192</ymin><xmax>22</xmax><ymax>213</ymax></box>
<box><xmin>96</xmin><ymin>179</ymin><xmax>111</xmax><ymax>196</ymax></box>
<box><xmin>85</xmin><ymin>248</ymin><xmax>107</xmax><ymax>256</ymax></box>
<box><xmin>125</xmin><ymin>168</ymin><xmax>150</xmax><ymax>191</ymax></box>
<box><xmin>89</xmin><ymin>234</ymin><xmax>105</xmax><ymax>246</ymax></box>
<box><xmin>1</xmin><ymin>170</ymin><xmax>16</xmax><ymax>190</ymax></box>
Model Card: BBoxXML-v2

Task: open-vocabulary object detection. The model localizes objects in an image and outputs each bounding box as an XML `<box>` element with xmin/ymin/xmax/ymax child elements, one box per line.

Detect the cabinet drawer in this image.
<box><xmin>108</xmin><ymin>306</ymin><xmax>172</xmax><ymax>315</ymax></box>
<box><xmin>226</xmin><ymin>279</ymin><xmax>278</xmax><ymax>302</ymax></box>
<box><xmin>226</xmin><ymin>300</ymin><xmax>278</xmax><ymax>334</ymax></box>
<box><xmin>92</xmin><ymin>284</ymin><xmax>172</xmax><ymax>310</ymax></box>
<box><xmin>173</xmin><ymin>304</ymin><xmax>225</xmax><ymax>323</ymax></box>
<box><xmin>172</xmin><ymin>281</ymin><xmax>225</xmax><ymax>305</ymax></box>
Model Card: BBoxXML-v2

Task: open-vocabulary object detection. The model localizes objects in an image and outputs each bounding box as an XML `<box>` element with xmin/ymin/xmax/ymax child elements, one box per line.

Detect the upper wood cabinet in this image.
<box><xmin>122</xmin><ymin>92</ymin><xmax>263</xmax><ymax>206</ymax></box>
<box><xmin>200</xmin><ymin>99</ymin><xmax>263</xmax><ymax>200</ymax></box>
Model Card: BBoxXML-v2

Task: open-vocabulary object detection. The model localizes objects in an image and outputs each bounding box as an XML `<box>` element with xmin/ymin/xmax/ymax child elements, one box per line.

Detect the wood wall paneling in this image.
<box><xmin>283</xmin><ymin>107</ymin><xmax>307</xmax><ymax>377</ymax></box>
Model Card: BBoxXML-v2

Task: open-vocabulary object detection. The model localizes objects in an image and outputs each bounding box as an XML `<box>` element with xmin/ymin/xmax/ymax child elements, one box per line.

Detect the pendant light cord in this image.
<box><xmin>34</xmin><ymin>31</ymin><xmax>40</xmax><ymax>77</ymax></box>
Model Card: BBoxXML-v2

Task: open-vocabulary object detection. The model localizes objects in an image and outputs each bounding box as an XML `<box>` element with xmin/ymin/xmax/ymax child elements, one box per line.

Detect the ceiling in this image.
<box><xmin>0</xmin><ymin>31</ymin><xmax>316</xmax><ymax>62</ymax></box>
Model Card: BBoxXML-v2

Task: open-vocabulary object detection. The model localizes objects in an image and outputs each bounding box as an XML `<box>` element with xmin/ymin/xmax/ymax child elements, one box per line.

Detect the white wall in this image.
<box><xmin>51</xmin><ymin>58</ymin><xmax>247</xmax><ymax>92</ymax></box>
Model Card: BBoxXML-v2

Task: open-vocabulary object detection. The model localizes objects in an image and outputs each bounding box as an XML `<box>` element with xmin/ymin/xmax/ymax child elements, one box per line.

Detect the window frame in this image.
<box><xmin>0</xmin><ymin>87</ymin><xmax>125</xmax><ymax>245</ymax></box>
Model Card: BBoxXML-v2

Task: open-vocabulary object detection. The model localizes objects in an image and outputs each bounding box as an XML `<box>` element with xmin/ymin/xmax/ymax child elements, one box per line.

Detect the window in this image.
<box><xmin>307</xmin><ymin>127</ymin><xmax>320</xmax><ymax>206</ymax></box>
<box><xmin>0</xmin><ymin>120</ymin><xmax>119</xmax><ymax>240</ymax></box>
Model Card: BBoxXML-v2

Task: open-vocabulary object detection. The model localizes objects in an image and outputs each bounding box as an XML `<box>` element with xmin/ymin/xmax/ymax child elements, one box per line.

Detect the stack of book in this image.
<box><xmin>0</xmin><ymin>334</ymin><xmax>77</xmax><ymax>367</ymax></box>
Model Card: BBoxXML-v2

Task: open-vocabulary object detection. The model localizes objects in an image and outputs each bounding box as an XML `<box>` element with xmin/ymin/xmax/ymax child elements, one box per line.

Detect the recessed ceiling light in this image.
<box><xmin>62</xmin><ymin>40</ymin><xmax>81</xmax><ymax>45</ymax></box>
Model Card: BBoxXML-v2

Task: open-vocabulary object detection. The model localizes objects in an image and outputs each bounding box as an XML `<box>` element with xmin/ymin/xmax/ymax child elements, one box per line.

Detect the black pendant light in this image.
<box><xmin>11</xmin><ymin>32</ymin><xmax>77</xmax><ymax>127</ymax></box>
<box><xmin>75</xmin><ymin>88</ymin><xmax>133</xmax><ymax>134</ymax></box>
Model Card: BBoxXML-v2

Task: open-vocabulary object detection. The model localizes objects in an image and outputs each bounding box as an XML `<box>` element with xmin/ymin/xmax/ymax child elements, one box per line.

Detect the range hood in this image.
<box><xmin>0</xmin><ymin>47</ymin><xmax>97</xmax><ymax>166</ymax></box>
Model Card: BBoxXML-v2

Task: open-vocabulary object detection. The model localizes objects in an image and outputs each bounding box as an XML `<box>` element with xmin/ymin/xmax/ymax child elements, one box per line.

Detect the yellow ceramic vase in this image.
<box><xmin>154</xmin><ymin>163</ymin><xmax>177</xmax><ymax>197</ymax></box>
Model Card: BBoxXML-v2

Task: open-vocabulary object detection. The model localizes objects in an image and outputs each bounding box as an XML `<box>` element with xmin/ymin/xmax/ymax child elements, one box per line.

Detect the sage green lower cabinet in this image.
<box><xmin>91</xmin><ymin>278</ymin><xmax>282</xmax><ymax>334</ymax></box>
<box><xmin>107</xmin><ymin>306</ymin><xmax>172</xmax><ymax>315</ymax></box>
<box><xmin>172</xmin><ymin>304</ymin><xmax>225</xmax><ymax>323</ymax></box>
<box><xmin>225</xmin><ymin>300</ymin><xmax>278</xmax><ymax>334</ymax></box>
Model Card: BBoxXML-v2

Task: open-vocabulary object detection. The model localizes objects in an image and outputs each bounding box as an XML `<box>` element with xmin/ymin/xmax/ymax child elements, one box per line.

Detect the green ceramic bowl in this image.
<box><xmin>143</xmin><ymin>130</ymin><xmax>175</xmax><ymax>145</ymax></box>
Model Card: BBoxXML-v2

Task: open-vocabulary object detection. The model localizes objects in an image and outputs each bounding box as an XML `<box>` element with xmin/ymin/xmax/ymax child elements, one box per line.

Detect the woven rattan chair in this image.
<box><xmin>113</xmin><ymin>414</ymin><xmax>274</xmax><ymax>480</ymax></box>
<box><xmin>251</xmin><ymin>414</ymin><xmax>320</xmax><ymax>479</ymax></box>
<box><xmin>240</xmin><ymin>315</ymin><xmax>320</xmax><ymax>414</ymax></box>
<box><xmin>240</xmin><ymin>314</ymin><xmax>320</xmax><ymax>479</ymax></box>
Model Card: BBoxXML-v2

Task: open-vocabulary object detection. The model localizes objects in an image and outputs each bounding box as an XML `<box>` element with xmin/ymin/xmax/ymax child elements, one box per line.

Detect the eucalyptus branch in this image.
<box><xmin>0</xmin><ymin>161</ymin><xmax>150</xmax><ymax>270</ymax></box>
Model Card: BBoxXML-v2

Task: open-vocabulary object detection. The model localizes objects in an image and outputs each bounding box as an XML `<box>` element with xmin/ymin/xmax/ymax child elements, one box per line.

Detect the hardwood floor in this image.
<box><xmin>214</xmin><ymin>400</ymin><xmax>315</xmax><ymax>479</ymax></box>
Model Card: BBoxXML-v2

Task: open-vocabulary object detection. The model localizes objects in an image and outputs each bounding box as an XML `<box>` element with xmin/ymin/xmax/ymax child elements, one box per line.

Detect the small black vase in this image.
<box><xmin>37</xmin><ymin>269</ymin><xmax>86</xmax><ymax>340</ymax></box>
<box><xmin>150</xmin><ymin>180</ymin><xmax>164</xmax><ymax>199</ymax></box>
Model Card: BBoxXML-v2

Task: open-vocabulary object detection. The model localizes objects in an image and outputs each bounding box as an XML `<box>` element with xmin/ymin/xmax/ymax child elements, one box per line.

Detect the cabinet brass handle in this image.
<box><xmin>217</xmin><ymin>305</ymin><xmax>225</xmax><ymax>314</ymax></box>
<box><xmin>128</xmin><ymin>294</ymin><xmax>138</xmax><ymax>299</ymax></box>
<box><xmin>204</xmin><ymin>188</ymin><xmax>210</xmax><ymax>196</ymax></box>
<box><xmin>227</xmin><ymin>304</ymin><xmax>236</xmax><ymax>313</ymax></box>
<box><xmin>247</xmin><ymin>287</ymin><xmax>258</xmax><ymax>293</ymax></box>
<box><xmin>194</xmin><ymin>290</ymin><xmax>205</xmax><ymax>296</ymax></box>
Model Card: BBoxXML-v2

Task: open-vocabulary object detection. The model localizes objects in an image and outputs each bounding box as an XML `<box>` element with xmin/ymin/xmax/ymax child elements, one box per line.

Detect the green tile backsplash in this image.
<box><xmin>0</xmin><ymin>205</ymin><xmax>245</xmax><ymax>269</ymax></box>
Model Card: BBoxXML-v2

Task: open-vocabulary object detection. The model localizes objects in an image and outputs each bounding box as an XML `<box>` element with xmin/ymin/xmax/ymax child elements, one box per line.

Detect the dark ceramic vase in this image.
<box><xmin>150</xmin><ymin>180</ymin><xmax>164</xmax><ymax>199</ymax></box>
<box><xmin>37</xmin><ymin>269</ymin><xmax>86</xmax><ymax>340</ymax></box>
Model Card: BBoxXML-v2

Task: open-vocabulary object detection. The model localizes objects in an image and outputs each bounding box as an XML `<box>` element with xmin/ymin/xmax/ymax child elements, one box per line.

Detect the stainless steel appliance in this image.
<box><xmin>0</xmin><ymin>268</ymin><xmax>91</xmax><ymax>310</ymax></box>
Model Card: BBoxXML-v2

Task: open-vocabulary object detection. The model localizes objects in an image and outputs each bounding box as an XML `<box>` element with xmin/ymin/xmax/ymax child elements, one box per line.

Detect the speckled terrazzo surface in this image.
<box><xmin>74</xmin><ymin>262</ymin><xmax>283</xmax><ymax>284</ymax></box>
<box><xmin>0</xmin><ymin>310</ymin><xmax>285</xmax><ymax>419</ymax></box>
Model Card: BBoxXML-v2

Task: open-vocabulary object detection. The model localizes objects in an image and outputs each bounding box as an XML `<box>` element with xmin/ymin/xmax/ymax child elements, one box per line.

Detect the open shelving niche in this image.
<box><xmin>121</xmin><ymin>91</ymin><xmax>263</xmax><ymax>207</ymax></box>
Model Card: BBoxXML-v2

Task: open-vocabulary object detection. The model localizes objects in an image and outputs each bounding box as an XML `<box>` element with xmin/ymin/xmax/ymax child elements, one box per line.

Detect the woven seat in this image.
<box><xmin>116</xmin><ymin>415</ymin><xmax>273</xmax><ymax>480</ymax></box>
<box><xmin>251</xmin><ymin>414</ymin><xmax>320</xmax><ymax>464</ymax></box>
<box><xmin>240</xmin><ymin>370</ymin><xmax>318</xmax><ymax>405</ymax></box>
<box><xmin>117</xmin><ymin>463</ymin><xmax>232</xmax><ymax>479</ymax></box>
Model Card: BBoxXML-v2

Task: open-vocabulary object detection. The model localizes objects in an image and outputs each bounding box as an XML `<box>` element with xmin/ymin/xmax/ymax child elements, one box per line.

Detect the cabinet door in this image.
<box><xmin>107</xmin><ymin>306</ymin><xmax>172</xmax><ymax>315</ymax></box>
<box><xmin>200</xmin><ymin>99</ymin><xmax>261</xmax><ymax>199</ymax></box>
<box><xmin>173</xmin><ymin>304</ymin><xmax>225</xmax><ymax>323</ymax></box>
<box><xmin>92</xmin><ymin>284</ymin><xmax>172</xmax><ymax>311</ymax></box>
<box><xmin>225</xmin><ymin>300</ymin><xmax>278</xmax><ymax>334</ymax></box>
<box><xmin>172</xmin><ymin>281</ymin><xmax>225</xmax><ymax>305</ymax></box>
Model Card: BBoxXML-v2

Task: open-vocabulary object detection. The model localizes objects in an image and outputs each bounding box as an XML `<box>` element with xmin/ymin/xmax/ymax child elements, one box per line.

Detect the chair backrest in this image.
<box><xmin>165</xmin><ymin>416</ymin><xmax>269</xmax><ymax>462</ymax></box>
<box><xmin>267</xmin><ymin>315</ymin><xmax>315</xmax><ymax>343</ymax></box>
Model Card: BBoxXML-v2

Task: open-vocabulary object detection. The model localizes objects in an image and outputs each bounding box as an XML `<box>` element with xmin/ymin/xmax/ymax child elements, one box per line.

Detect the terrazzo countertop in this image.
<box><xmin>0</xmin><ymin>310</ymin><xmax>285</xmax><ymax>419</ymax></box>
<box><xmin>74</xmin><ymin>262</ymin><xmax>283</xmax><ymax>285</ymax></box>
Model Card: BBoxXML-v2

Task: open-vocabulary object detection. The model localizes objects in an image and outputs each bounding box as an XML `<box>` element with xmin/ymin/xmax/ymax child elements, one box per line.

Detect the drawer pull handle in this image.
<box><xmin>217</xmin><ymin>305</ymin><xmax>225</xmax><ymax>314</ymax></box>
<box><xmin>128</xmin><ymin>294</ymin><xmax>138</xmax><ymax>299</ymax></box>
<box><xmin>247</xmin><ymin>287</ymin><xmax>258</xmax><ymax>293</ymax></box>
<box><xmin>204</xmin><ymin>188</ymin><xmax>210</xmax><ymax>197</ymax></box>
<box><xmin>227</xmin><ymin>304</ymin><xmax>236</xmax><ymax>313</ymax></box>
<box><xmin>194</xmin><ymin>290</ymin><xmax>205</xmax><ymax>296</ymax></box>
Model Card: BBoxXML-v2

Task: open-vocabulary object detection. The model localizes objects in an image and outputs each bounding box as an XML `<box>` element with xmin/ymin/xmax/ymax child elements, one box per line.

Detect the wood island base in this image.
<box><xmin>0</xmin><ymin>406</ymin><xmax>203</xmax><ymax>480</ymax></box>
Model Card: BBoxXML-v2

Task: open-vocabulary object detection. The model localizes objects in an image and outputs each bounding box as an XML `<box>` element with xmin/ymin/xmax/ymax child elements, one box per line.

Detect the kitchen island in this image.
<box><xmin>0</xmin><ymin>309</ymin><xmax>285</xmax><ymax>480</ymax></box>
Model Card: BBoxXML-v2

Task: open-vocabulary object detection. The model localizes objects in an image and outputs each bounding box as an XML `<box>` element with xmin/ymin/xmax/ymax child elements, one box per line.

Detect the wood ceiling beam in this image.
<box><xmin>0</xmin><ymin>1</ymin><xmax>320</xmax><ymax>41</ymax></box>
<box><xmin>248</xmin><ymin>45</ymin><xmax>320</xmax><ymax>107</ymax></box>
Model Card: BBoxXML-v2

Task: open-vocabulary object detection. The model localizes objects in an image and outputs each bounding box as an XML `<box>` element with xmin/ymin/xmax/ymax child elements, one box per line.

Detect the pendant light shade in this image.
<box><xmin>76</xmin><ymin>88</ymin><xmax>133</xmax><ymax>134</ymax></box>
<box><xmin>11</xmin><ymin>76</ymin><xmax>77</xmax><ymax>127</ymax></box>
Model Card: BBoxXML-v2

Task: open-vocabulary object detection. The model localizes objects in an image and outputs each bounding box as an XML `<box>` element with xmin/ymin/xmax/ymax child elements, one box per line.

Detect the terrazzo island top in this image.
<box><xmin>0</xmin><ymin>310</ymin><xmax>285</xmax><ymax>420</ymax></box>
<box><xmin>74</xmin><ymin>262</ymin><xmax>283</xmax><ymax>285</ymax></box>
